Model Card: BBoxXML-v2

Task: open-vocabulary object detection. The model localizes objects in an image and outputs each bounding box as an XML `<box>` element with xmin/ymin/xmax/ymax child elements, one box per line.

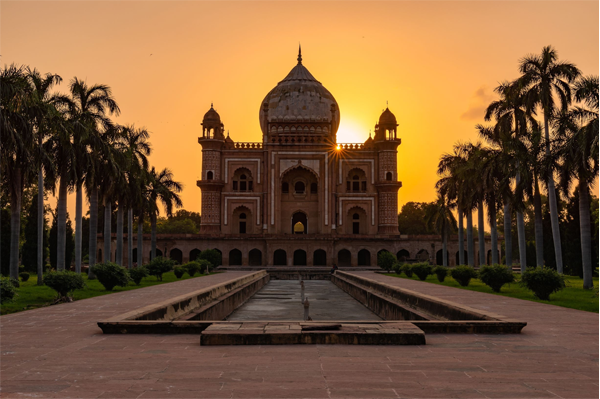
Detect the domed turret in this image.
<box><xmin>374</xmin><ymin>107</ymin><xmax>398</xmax><ymax>142</ymax></box>
<box><xmin>378</xmin><ymin>108</ymin><xmax>397</xmax><ymax>126</ymax></box>
<box><xmin>201</xmin><ymin>103</ymin><xmax>224</xmax><ymax>139</ymax></box>
<box><xmin>259</xmin><ymin>46</ymin><xmax>340</xmax><ymax>141</ymax></box>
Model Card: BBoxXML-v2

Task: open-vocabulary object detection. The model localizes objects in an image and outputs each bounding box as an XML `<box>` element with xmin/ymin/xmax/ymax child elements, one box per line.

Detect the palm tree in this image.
<box><xmin>55</xmin><ymin>78</ymin><xmax>120</xmax><ymax>274</ymax></box>
<box><xmin>115</xmin><ymin>125</ymin><xmax>151</xmax><ymax>268</ymax></box>
<box><xmin>556</xmin><ymin>75</ymin><xmax>598</xmax><ymax>289</ymax></box>
<box><xmin>1</xmin><ymin>64</ymin><xmax>35</xmax><ymax>280</ymax></box>
<box><xmin>519</xmin><ymin>45</ymin><xmax>581</xmax><ymax>273</ymax></box>
<box><xmin>24</xmin><ymin>68</ymin><xmax>62</xmax><ymax>283</ymax></box>
<box><xmin>425</xmin><ymin>192</ymin><xmax>457</xmax><ymax>267</ymax></box>
<box><xmin>146</xmin><ymin>167</ymin><xmax>183</xmax><ymax>260</ymax></box>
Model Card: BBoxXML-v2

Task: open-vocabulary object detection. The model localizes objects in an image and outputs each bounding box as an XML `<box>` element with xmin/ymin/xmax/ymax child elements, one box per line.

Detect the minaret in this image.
<box><xmin>197</xmin><ymin>104</ymin><xmax>225</xmax><ymax>233</ymax></box>
<box><xmin>374</xmin><ymin>107</ymin><xmax>402</xmax><ymax>234</ymax></box>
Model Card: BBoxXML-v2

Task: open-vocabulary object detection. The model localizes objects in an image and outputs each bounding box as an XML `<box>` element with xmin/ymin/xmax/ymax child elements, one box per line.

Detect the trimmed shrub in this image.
<box><xmin>129</xmin><ymin>266</ymin><xmax>149</xmax><ymax>286</ymax></box>
<box><xmin>198</xmin><ymin>249</ymin><xmax>221</xmax><ymax>269</ymax></box>
<box><xmin>183</xmin><ymin>261</ymin><xmax>200</xmax><ymax>277</ymax></box>
<box><xmin>378</xmin><ymin>251</ymin><xmax>396</xmax><ymax>272</ymax></box>
<box><xmin>197</xmin><ymin>259</ymin><xmax>213</xmax><ymax>274</ymax></box>
<box><xmin>433</xmin><ymin>266</ymin><xmax>449</xmax><ymax>282</ymax></box>
<box><xmin>450</xmin><ymin>265</ymin><xmax>478</xmax><ymax>287</ymax></box>
<box><xmin>1</xmin><ymin>277</ymin><xmax>17</xmax><ymax>303</ymax></box>
<box><xmin>43</xmin><ymin>271</ymin><xmax>85</xmax><ymax>299</ymax></box>
<box><xmin>146</xmin><ymin>257</ymin><xmax>176</xmax><ymax>281</ymax></box>
<box><xmin>520</xmin><ymin>267</ymin><xmax>565</xmax><ymax>300</ymax></box>
<box><xmin>91</xmin><ymin>262</ymin><xmax>130</xmax><ymax>291</ymax></box>
<box><xmin>401</xmin><ymin>263</ymin><xmax>413</xmax><ymax>278</ymax></box>
<box><xmin>19</xmin><ymin>272</ymin><xmax>30</xmax><ymax>282</ymax></box>
<box><xmin>391</xmin><ymin>262</ymin><xmax>402</xmax><ymax>275</ymax></box>
<box><xmin>173</xmin><ymin>266</ymin><xmax>185</xmax><ymax>279</ymax></box>
<box><xmin>479</xmin><ymin>264</ymin><xmax>515</xmax><ymax>293</ymax></box>
<box><xmin>412</xmin><ymin>263</ymin><xmax>432</xmax><ymax>281</ymax></box>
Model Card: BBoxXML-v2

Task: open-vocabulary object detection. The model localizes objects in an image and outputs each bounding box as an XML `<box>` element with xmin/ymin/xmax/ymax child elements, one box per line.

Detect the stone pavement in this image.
<box><xmin>1</xmin><ymin>271</ymin><xmax>598</xmax><ymax>398</ymax></box>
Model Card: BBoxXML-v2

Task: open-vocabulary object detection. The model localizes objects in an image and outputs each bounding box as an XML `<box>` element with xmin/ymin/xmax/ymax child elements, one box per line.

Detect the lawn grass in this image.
<box><xmin>1</xmin><ymin>271</ymin><xmax>217</xmax><ymax>316</ymax></box>
<box><xmin>384</xmin><ymin>272</ymin><xmax>599</xmax><ymax>313</ymax></box>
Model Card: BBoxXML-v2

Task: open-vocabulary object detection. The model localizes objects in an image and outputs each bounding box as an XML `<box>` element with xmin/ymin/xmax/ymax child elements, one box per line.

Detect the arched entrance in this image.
<box><xmin>358</xmin><ymin>249</ymin><xmax>371</xmax><ymax>266</ymax></box>
<box><xmin>229</xmin><ymin>249</ymin><xmax>242</xmax><ymax>266</ymax></box>
<box><xmin>169</xmin><ymin>248</ymin><xmax>183</xmax><ymax>265</ymax></box>
<box><xmin>292</xmin><ymin>212</ymin><xmax>307</xmax><ymax>234</ymax></box>
<box><xmin>416</xmin><ymin>249</ymin><xmax>429</xmax><ymax>261</ymax></box>
<box><xmin>456</xmin><ymin>250</ymin><xmax>467</xmax><ymax>266</ymax></box>
<box><xmin>436</xmin><ymin>249</ymin><xmax>449</xmax><ymax>265</ymax></box>
<box><xmin>338</xmin><ymin>249</ymin><xmax>351</xmax><ymax>267</ymax></box>
<box><xmin>293</xmin><ymin>250</ymin><xmax>307</xmax><ymax>266</ymax></box>
<box><xmin>273</xmin><ymin>249</ymin><xmax>287</xmax><ymax>266</ymax></box>
<box><xmin>249</xmin><ymin>249</ymin><xmax>262</xmax><ymax>266</ymax></box>
<box><xmin>190</xmin><ymin>248</ymin><xmax>201</xmax><ymax>262</ymax></box>
<box><xmin>313</xmin><ymin>249</ymin><xmax>327</xmax><ymax>266</ymax></box>
<box><xmin>397</xmin><ymin>249</ymin><xmax>410</xmax><ymax>262</ymax></box>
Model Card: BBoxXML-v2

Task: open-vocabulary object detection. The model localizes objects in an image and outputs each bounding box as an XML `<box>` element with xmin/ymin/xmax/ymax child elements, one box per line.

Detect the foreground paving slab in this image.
<box><xmin>1</xmin><ymin>271</ymin><xmax>598</xmax><ymax>398</ymax></box>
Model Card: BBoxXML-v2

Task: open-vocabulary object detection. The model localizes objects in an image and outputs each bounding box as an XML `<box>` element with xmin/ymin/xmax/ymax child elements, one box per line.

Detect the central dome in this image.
<box><xmin>259</xmin><ymin>48</ymin><xmax>340</xmax><ymax>137</ymax></box>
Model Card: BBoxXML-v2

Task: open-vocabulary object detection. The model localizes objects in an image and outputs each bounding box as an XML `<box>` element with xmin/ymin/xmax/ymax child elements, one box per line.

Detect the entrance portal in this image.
<box><xmin>292</xmin><ymin>212</ymin><xmax>307</xmax><ymax>234</ymax></box>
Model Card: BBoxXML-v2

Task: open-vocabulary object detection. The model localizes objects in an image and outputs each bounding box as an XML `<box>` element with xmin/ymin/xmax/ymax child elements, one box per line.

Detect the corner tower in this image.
<box><xmin>197</xmin><ymin>104</ymin><xmax>225</xmax><ymax>233</ymax></box>
<box><xmin>374</xmin><ymin>107</ymin><xmax>402</xmax><ymax>234</ymax></box>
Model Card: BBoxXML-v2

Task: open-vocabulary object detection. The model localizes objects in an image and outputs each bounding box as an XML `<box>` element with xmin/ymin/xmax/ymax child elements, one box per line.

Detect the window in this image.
<box><xmin>207</xmin><ymin>171</ymin><xmax>213</xmax><ymax>180</ymax></box>
<box><xmin>282</xmin><ymin>182</ymin><xmax>289</xmax><ymax>193</ymax></box>
<box><xmin>361</xmin><ymin>181</ymin><xmax>367</xmax><ymax>191</ymax></box>
<box><xmin>386</xmin><ymin>172</ymin><xmax>393</xmax><ymax>181</ymax></box>
<box><xmin>352</xmin><ymin>175</ymin><xmax>360</xmax><ymax>192</ymax></box>
<box><xmin>239</xmin><ymin>213</ymin><xmax>246</xmax><ymax>234</ymax></box>
<box><xmin>233</xmin><ymin>181</ymin><xmax>238</xmax><ymax>190</ymax></box>
<box><xmin>294</xmin><ymin>181</ymin><xmax>305</xmax><ymax>194</ymax></box>
<box><xmin>353</xmin><ymin>213</ymin><xmax>360</xmax><ymax>234</ymax></box>
<box><xmin>310</xmin><ymin>183</ymin><xmax>318</xmax><ymax>194</ymax></box>
<box><xmin>346</xmin><ymin>169</ymin><xmax>367</xmax><ymax>193</ymax></box>
<box><xmin>233</xmin><ymin>170</ymin><xmax>253</xmax><ymax>192</ymax></box>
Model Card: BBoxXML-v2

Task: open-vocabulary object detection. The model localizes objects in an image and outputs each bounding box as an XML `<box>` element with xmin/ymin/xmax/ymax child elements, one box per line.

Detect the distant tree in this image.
<box><xmin>397</xmin><ymin>202</ymin><xmax>436</xmax><ymax>235</ymax></box>
<box><xmin>49</xmin><ymin>210</ymin><xmax>74</xmax><ymax>270</ymax></box>
<box><xmin>170</xmin><ymin>210</ymin><xmax>201</xmax><ymax>228</ymax></box>
<box><xmin>21</xmin><ymin>193</ymin><xmax>49</xmax><ymax>273</ymax></box>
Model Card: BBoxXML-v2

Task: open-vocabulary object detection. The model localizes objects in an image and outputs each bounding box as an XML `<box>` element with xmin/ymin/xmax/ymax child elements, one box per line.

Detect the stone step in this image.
<box><xmin>200</xmin><ymin>321</ymin><xmax>426</xmax><ymax>345</ymax></box>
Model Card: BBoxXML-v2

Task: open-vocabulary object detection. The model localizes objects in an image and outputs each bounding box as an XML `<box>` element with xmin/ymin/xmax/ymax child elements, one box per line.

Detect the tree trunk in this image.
<box><xmin>533</xmin><ymin>176</ymin><xmax>544</xmax><ymax>267</ymax></box>
<box><xmin>516</xmin><ymin>169</ymin><xmax>527</xmax><ymax>272</ymax></box>
<box><xmin>503</xmin><ymin>200</ymin><xmax>512</xmax><ymax>267</ymax></box>
<box><xmin>103</xmin><ymin>197</ymin><xmax>111</xmax><ymax>263</ymax></box>
<box><xmin>128</xmin><ymin>209</ymin><xmax>133</xmax><ymax>269</ymax></box>
<box><xmin>458</xmin><ymin>208</ymin><xmax>464</xmax><ymax>265</ymax></box>
<box><xmin>478</xmin><ymin>199</ymin><xmax>485</xmax><ymax>266</ymax></box>
<box><xmin>579</xmin><ymin>183</ymin><xmax>593</xmax><ymax>289</ymax></box>
<box><xmin>9</xmin><ymin>167</ymin><xmax>22</xmax><ymax>281</ymax></box>
<box><xmin>544</xmin><ymin>115</ymin><xmax>564</xmax><ymax>273</ymax></box>
<box><xmin>37</xmin><ymin>166</ymin><xmax>44</xmax><ymax>284</ymax></box>
<box><xmin>75</xmin><ymin>183</ymin><xmax>82</xmax><ymax>274</ymax></box>
<box><xmin>88</xmin><ymin>187</ymin><xmax>98</xmax><ymax>277</ymax></box>
<box><xmin>151</xmin><ymin>214</ymin><xmax>157</xmax><ymax>260</ymax></box>
<box><xmin>116</xmin><ymin>204</ymin><xmax>123</xmax><ymax>266</ymax></box>
<box><xmin>466</xmin><ymin>211</ymin><xmax>474</xmax><ymax>267</ymax></box>
<box><xmin>442</xmin><ymin>223</ymin><xmax>448</xmax><ymax>267</ymax></box>
<box><xmin>56</xmin><ymin>169</ymin><xmax>68</xmax><ymax>271</ymax></box>
<box><xmin>137</xmin><ymin>215</ymin><xmax>143</xmax><ymax>266</ymax></box>
<box><xmin>490</xmin><ymin>202</ymin><xmax>498</xmax><ymax>264</ymax></box>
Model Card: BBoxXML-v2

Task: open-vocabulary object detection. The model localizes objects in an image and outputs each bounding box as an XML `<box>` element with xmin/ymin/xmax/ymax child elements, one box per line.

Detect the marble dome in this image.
<box><xmin>259</xmin><ymin>49</ymin><xmax>340</xmax><ymax>136</ymax></box>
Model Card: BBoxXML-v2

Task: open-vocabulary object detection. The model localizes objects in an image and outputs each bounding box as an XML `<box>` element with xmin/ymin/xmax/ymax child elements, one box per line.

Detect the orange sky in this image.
<box><xmin>2</xmin><ymin>1</ymin><xmax>598</xmax><ymax>221</ymax></box>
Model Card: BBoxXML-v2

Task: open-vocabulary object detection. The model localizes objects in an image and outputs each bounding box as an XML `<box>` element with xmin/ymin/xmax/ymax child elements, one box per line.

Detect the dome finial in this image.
<box><xmin>297</xmin><ymin>44</ymin><xmax>302</xmax><ymax>64</ymax></box>
<box><xmin>211</xmin><ymin>102</ymin><xmax>214</xmax><ymax>109</ymax></box>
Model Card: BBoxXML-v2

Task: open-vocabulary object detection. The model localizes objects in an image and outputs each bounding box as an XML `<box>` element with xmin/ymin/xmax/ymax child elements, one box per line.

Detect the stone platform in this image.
<box><xmin>201</xmin><ymin>321</ymin><xmax>426</xmax><ymax>345</ymax></box>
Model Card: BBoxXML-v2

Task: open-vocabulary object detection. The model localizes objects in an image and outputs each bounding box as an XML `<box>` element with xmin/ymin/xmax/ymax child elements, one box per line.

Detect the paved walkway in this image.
<box><xmin>1</xmin><ymin>271</ymin><xmax>598</xmax><ymax>398</ymax></box>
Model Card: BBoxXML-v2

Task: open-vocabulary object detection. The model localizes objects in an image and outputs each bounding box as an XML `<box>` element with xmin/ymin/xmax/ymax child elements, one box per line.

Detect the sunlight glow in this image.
<box><xmin>336</xmin><ymin>118</ymin><xmax>370</xmax><ymax>144</ymax></box>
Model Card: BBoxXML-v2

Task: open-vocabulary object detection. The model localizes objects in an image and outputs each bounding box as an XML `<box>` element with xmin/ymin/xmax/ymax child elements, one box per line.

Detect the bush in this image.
<box><xmin>9</xmin><ymin>278</ymin><xmax>20</xmax><ymax>288</ymax></box>
<box><xmin>198</xmin><ymin>249</ymin><xmax>221</xmax><ymax>269</ymax></box>
<box><xmin>450</xmin><ymin>265</ymin><xmax>478</xmax><ymax>287</ymax></box>
<box><xmin>378</xmin><ymin>251</ymin><xmax>396</xmax><ymax>272</ymax></box>
<box><xmin>129</xmin><ymin>266</ymin><xmax>149</xmax><ymax>285</ymax></box>
<box><xmin>520</xmin><ymin>267</ymin><xmax>565</xmax><ymax>300</ymax></box>
<box><xmin>479</xmin><ymin>264</ymin><xmax>515</xmax><ymax>293</ymax></box>
<box><xmin>19</xmin><ymin>272</ymin><xmax>30</xmax><ymax>282</ymax></box>
<box><xmin>183</xmin><ymin>261</ymin><xmax>200</xmax><ymax>277</ymax></box>
<box><xmin>391</xmin><ymin>262</ymin><xmax>402</xmax><ymax>275</ymax></box>
<box><xmin>1</xmin><ymin>277</ymin><xmax>17</xmax><ymax>303</ymax></box>
<box><xmin>197</xmin><ymin>259</ymin><xmax>213</xmax><ymax>274</ymax></box>
<box><xmin>91</xmin><ymin>262</ymin><xmax>130</xmax><ymax>291</ymax></box>
<box><xmin>411</xmin><ymin>263</ymin><xmax>432</xmax><ymax>281</ymax></box>
<box><xmin>146</xmin><ymin>257</ymin><xmax>176</xmax><ymax>281</ymax></box>
<box><xmin>433</xmin><ymin>266</ymin><xmax>449</xmax><ymax>282</ymax></box>
<box><xmin>401</xmin><ymin>263</ymin><xmax>413</xmax><ymax>278</ymax></box>
<box><xmin>43</xmin><ymin>271</ymin><xmax>85</xmax><ymax>299</ymax></box>
<box><xmin>173</xmin><ymin>266</ymin><xmax>185</xmax><ymax>279</ymax></box>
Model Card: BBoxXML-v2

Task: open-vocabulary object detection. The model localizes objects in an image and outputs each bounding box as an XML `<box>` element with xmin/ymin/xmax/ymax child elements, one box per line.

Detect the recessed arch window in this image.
<box><xmin>310</xmin><ymin>182</ymin><xmax>318</xmax><ymax>194</ymax></box>
<box><xmin>346</xmin><ymin>168</ymin><xmax>367</xmax><ymax>193</ymax></box>
<box><xmin>207</xmin><ymin>171</ymin><xmax>214</xmax><ymax>180</ymax></box>
<box><xmin>294</xmin><ymin>181</ymin><xmax>305</xmax><ymax>194</ymax></box>
<box><xmin>386</xmin><ymin>172</ymin><xmax>393</xmax><ymax>181</ymax></box>
<box><xmin>282</xmin><ymin>182</ymin><xmax>289</xmax><ymax>193</ymax></box>
<box><xmin>233</xmin><ymin>168</ymin><xmax>253</xmax><ymax>192</ymax></box>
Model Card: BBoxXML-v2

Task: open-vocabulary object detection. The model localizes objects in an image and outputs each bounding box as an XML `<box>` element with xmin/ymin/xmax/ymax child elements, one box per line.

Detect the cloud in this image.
<box><xmin>460</xmin><ymin>86</ymin><xmax>496</xmax><ymax>121</ymax></box>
